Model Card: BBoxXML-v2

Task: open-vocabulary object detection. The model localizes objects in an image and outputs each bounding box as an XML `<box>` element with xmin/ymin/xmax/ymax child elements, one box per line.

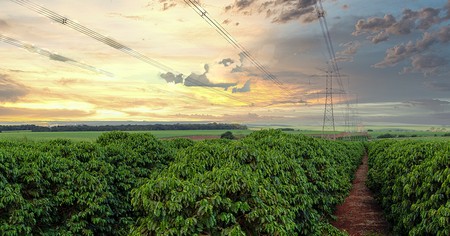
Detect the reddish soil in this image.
<box><xmin>332</xmin><ymin>154</ymin><xmax>390</xmax><ymax>236</ymax></box>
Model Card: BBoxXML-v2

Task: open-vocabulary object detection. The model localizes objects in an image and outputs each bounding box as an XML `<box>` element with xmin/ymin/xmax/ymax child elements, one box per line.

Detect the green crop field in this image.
<box><xmin>0</xmin><ymin>130</ymin><xmax>255</xmax><ymax>142</ymax></box>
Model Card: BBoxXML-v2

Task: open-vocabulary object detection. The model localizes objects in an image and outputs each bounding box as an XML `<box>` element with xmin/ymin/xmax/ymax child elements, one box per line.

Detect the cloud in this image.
<box><xmin>353</xmin><ymin>14</ymin><xmax>396</xmax><ymax>36</ymax></box>
<box><xmin>156</xmin><ymin>0</ymin><xmax>319</xmax><ymax>24</ymax></box>
<box><xmin>354</xmin><ymin>3</ymin><xmax>450</xmax><ymax>43</ymax></box>
<box><xmin>0</xmin><ymin>74</ymin><xmax>29</xmax><ymax>102</ymax></box>
<box><xmin>55</xmin><ymin>78</ymin><xmax>86</xmax><ymax>86</ymax></box>
<box><xmin>0</xmin><ymin>19</ymin><xmax>9</xmax><ymax>29</ymax></box>
<box><xmin>373</xmin><ymin>27</ymin><xmax>449</xmax><ymax>69</ymax></box>
<box><xmin>222</xmin><ymin>19</ymin><xmax>231</xmax><ymax>25</ymax></box>
<box><xmin>184</xmin><ymin>64</ymin><xmax>238</xmax><ymax>90</ymax></box>
<box><xmin>231</xmin><ymin>52</ymin><xmax>245</xmax><ymax>73</ymax></box>
<box><xmin>338</xmin><ymin>41</ymin><xmax>361</xmax><ymax>55</ymax></box>
<box><xmin>223</xmin><ymin>0</ymin><xmax>319</xmax><ymax>24</ymax></box>
<box><xmin>159</xmin><ymin>64</ymin><xmax>239</xmax><ymax>90</ymax></box>
<box><xmin>272</xmin><ymin>6</ymin><xmax>315</xmax><ymax>23</ymax></box>
<box><xmin>414</xmin><ymin>8</ymin><xmax>442</xmax><ymax>30</ymax></box>
<box><xmin>336</xmin><ymin>41</ymin><xmax>361</xmax><ymax>62</ymax></box>
<box><xmin>438</xmin><ymin>25</ymin><xmax>450</xmax><ymax>42</ymax></box>
<box><xmin>160</xmin><ymin>72</ymin><xmax>184</xmax><ymax>84</ymax></box>
<box><xmin>425</xmin><ymin>80</ymin><xmax>450</xmax><ymax>91</ymax></box>
<box><xmin>232</xmin><ymin>80</ymin><xmax>251</xmax><ymax>93</ymax></box>
<box><xmin>370</xmin><ymin>31</ymin><xmax>390</xmax><ymax>44</ymax></box>
<box><xmin>0</xmin><ymin>106</ymin><xmax>95</xmax><ymax>119</ymax></box>
<box><xmin>233</xmin><ymin>0</ymin><xmax>255</xmax><ymax>11</ymax></box>
<box><xmin>218</xmin><ymin>58</ymin><xmax>235</xmax><ymax>67</ymax></box>
<box><xmin>107</xmin><ymin>12</ymin><xmax>145</xmax><ymax>21</ymax></box>
<box><xmin>445</xmin><ymin>0</ymin><xmax>450</xmax><ymax>20</ymax></box>
<box><xmin>403</xmin><ymin>99</ymin><xmax>450</xmax><ymax>112</ymax></box>
<box><xmin>159</xmin><ymin>0</ymin><xmax>177</xmax><ymax>11</ymax></box>
<box><xmin>401</xmin><ymin>54</ymin><xmax>448</xmax><ymax>76</ymax></box>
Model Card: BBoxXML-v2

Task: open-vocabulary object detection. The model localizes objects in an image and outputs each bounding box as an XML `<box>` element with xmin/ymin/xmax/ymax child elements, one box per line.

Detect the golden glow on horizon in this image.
<box><xmin>0</xmin><ymin>0</ymin><xmax>332</xmax><ymax>123</ymax></box>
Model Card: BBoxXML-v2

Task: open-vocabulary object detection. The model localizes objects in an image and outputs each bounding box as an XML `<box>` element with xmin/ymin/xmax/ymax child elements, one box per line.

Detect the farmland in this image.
<box><xmin>2</xmin><ymin>128</ymin><xmax>448</xmax><ymax>144</ymax></box>
<box><xmin>0</xmin><ymin>130</ymin><xmax>253</xmax><ymax>142</ymax></box>
<box><xmin>367</xmin><ymin>139</ymin><xmax>450</xmax><ymax>235</ymax></box>
<box><xmin>0</xmin><ymin>130</ymin><xmax>364</xmax><ymax>235</ymax></box>
<box><xmin>0</xmin><ymin>129</ymin><xmax>338</xmax><ymax>142</ymax></box>
<box><xmin>1</xmin><ymin>128</ymin><xmax>449</xmax><ymax>235</ymax></box>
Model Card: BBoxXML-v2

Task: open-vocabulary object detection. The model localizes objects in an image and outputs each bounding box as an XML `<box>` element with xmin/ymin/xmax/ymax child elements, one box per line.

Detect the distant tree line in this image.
<box><xmin>0</xmin><ymin>123</ymin><xmax>247</xmax><ymax>132</ymax></box>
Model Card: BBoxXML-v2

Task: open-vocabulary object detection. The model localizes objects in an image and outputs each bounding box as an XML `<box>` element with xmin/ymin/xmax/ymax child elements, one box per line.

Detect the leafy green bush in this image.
<box><xmin>367</xmin><ymin>140</ymin><xmax>450</xmax><ymax>235</ymax></box>
<box><xmin>0</xmin><ymin>130</ymin><xmax>365</xmax><ymax>235</ymax></box>
<box><xmin>376</xmin><ymin>133</ymin><xmax>396</xmax><ymax>139</ymax></box>
<box><xmin>164</xmin><ymin>138</ymin><xmax>195</xmax><ymax>150</ymax></box>
<box><xmin>131</xmin><ymin>130</ymin><xmax>363</xmax><ymax>235</ymax></box>
<box><xmin>220</xmin><ymin>131</ymin><xmax>235</xmax><ymax>140</ymax></box>
<box><xmin>0</xmin><ymin>132</ymin><xmax>173</xmax><ymax>235</ymax></box>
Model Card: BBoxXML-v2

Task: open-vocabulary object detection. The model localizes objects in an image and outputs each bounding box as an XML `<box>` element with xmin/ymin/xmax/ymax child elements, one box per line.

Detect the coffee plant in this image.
<box><xmin>367</xmin><ymin>140</ymin><xmax>450</xmax><ymax>235</ymax></box>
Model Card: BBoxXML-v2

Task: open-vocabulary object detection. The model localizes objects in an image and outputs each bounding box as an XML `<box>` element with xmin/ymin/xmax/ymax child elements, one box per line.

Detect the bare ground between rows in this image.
<box><xmin>332</xmin><ymin>154</ymin><xmax>391</xmax><ymax>236</ymax></box>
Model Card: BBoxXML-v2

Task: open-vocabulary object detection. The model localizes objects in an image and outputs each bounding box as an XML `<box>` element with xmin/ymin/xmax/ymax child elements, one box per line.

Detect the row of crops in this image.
<box><xmin>367</xmin><ymin>140</ymin><xmax>450</xmax><ymax>235</ymax></box>
<box><xmin>0</xmin><ymin>130</ymin><xmax>364</xmax><ymax>235</ymax></box>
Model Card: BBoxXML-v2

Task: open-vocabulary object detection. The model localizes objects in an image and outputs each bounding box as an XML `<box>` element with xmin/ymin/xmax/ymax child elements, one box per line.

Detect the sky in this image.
<box><xmin>0</xmin><ymin>0</ymin><xmax>449</xmax><ymax>127</ymax></box>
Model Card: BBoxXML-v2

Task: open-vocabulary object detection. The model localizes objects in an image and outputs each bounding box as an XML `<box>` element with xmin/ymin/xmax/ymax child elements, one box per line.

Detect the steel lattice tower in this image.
<box><xmin>322</xmin><ymin>70</ymin><xmax>335</xmax><ymax>139</ymax></box>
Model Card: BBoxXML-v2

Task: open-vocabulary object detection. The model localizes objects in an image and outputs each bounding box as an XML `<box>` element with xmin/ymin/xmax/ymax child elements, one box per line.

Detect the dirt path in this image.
<box><xmin>332</xmin><ymin>154</ymin><xmax>390</xmax><ymax>235</ymax></box>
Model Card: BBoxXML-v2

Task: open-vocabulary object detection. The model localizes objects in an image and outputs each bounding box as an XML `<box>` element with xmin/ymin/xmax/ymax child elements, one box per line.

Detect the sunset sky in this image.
<box><xmin>1</xmin><ymin>0</ymin><xmax>449</xmax><ymax>127</ymax></box>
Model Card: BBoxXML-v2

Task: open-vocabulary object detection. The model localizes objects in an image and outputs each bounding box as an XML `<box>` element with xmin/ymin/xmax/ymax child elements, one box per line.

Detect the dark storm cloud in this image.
<box><xmin>218</xmin><ymin>58</ymin><xmax>235</xmax><ymax>67</ymax></box>
<box><xmin>160</xmin><ymin>72</ymin><xmax>184</xmax><ymax>84</ymax></box>
<box><xmin>232</xmin><ymin>80</ymin><xmax>251</xmax><ymax>93</ymax></box>
<box><xmin>0</xmin><ymin>74</ymin><xmax>29</xmax><ymax>102</ymax></box>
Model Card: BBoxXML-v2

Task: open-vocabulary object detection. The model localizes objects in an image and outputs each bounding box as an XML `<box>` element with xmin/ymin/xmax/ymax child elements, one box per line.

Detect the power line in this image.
<box><xmin>183</xmin><ymin>0</ymin><xmax>295</xmax><ymax>98</ymax></box>
<box><xmin>315</xmin><ymin>0</ymin><xmax>353</xmax><ymax>136</ymax></box>
<box><xmin>0</xmin><ymin>33</ymin><xmax>114</xmax><ymax>77</ymax></box>
<box><xmin>8</xmin><ymin>0</ymin><xmax>253</xmax><ymax>105</ymax></box>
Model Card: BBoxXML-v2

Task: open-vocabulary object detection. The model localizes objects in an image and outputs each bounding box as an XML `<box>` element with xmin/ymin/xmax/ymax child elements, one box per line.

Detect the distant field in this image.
<box><xmin>0</xmin><ymin>130</ymin><xmax>255</xmax><ymax>142</ymax></box>
<box><xmin>367</xmin><ymin>130</ymin><xmax>449</xmax><ymax>139</ymax></box>
<box><xmin>0</xmin><ymin>129</ymin><xmax>335</xmax><ymax>142</ymax></box>
<box><xmin>3</xmin><ymin>129</ymin><xmax>444</xmax><ymax>142</ymax></box>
